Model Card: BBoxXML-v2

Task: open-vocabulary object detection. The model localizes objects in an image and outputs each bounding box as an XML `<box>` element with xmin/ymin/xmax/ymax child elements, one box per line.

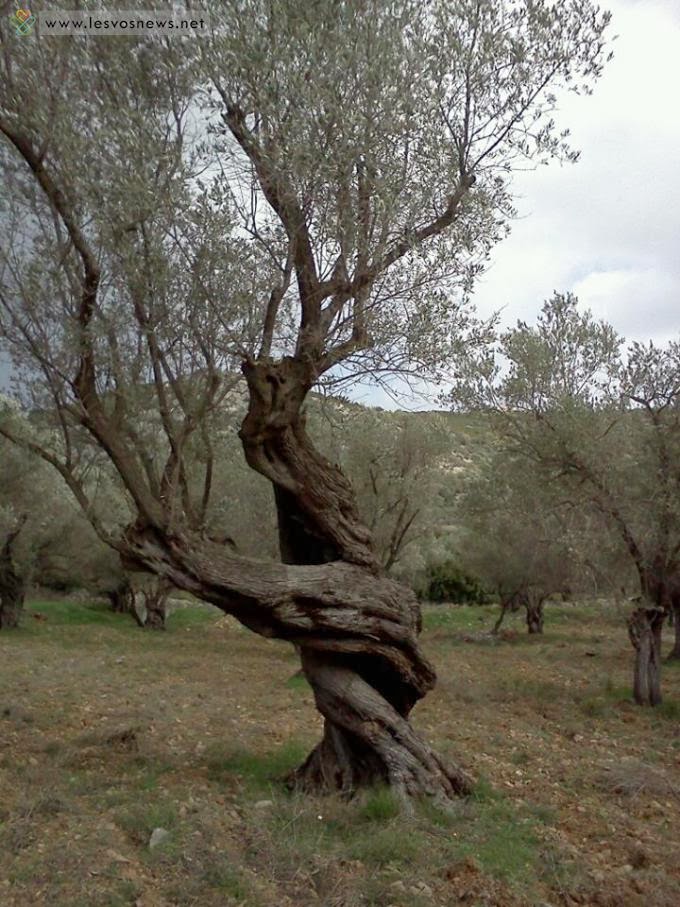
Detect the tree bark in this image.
<box><xmin>627</xmin><ymin>606</ymin><xmax>664</xmax><ymax>706</ymax></box>
<box><xmin>0</xmin><ymin>520</ymin><xmax>26</xmax><ymax>630</ymax></box>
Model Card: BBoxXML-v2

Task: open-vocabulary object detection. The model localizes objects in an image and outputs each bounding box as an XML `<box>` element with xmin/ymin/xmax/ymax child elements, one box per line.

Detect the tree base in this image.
<box><xmin>290</xmin><ymin>650</ymin><xmax>473</xmax><ymax>807</ymax></box>
<box><xmin>288</xmin><ymin>722</ymin><xmax>473</xmax><ymax>806</ymax></box>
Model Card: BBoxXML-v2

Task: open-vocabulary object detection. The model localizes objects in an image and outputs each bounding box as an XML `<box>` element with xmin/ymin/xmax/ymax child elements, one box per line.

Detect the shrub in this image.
<box><xmin>421</xmin><ymin>560</ymin><xmax>488</xmax><ymax>604</ymax></box>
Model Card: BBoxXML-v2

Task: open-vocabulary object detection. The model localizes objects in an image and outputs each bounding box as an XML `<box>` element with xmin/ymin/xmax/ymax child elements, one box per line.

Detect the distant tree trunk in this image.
<box><xmin>108</xmin><ymin>573</ymin><xmax>169</xmax><ymax>629</ymax></box>
<box><xmin>627</xmin><ymin>606</ymin><xmax>664</xmax><ymax>706</ymax></box>
<box><xmin>0</xmin><ymin>518</ymin><xmax>27</xmax><ymax>630</ymax></box>
<box><xmin>106</xmin><ymin>579</ymin><xmax>134</xmax><ymax>614</ymax></box>
<box><xmin>525</xmin><ymin>593</ymin><xmax>545</xmax><ymax>635</ymax></box>
<box><xmin>493</xmin><ymin>590</ymin><xmax>525</xmax><ymax>634</ymax></box>
<box><xmin>667</xmin><ymin>596</ymin><xmax>680</xmax><ymax>661</ymax></box>
<box><xmin>129</xmin><ymin>579</ymin><xmax>170</xmax><ymax>629</ymax></box>
<box><xmin>142</xmin><ymin>582</ymin><xmax>168</xmax><ymax>629</ymax></box>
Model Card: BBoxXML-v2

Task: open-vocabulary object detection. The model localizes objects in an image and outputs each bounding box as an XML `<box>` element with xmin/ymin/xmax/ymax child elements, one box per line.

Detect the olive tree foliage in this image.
<box><xmin>0</xmin><ymin>35</ymin><xmax>258</xmax><ymax>546</ymax></box>
<box><xmin>0</xmin><ymin>1</ymin><xmax>610</xmax><ymax>802</ymax></box>
<box><xmin>450</xmin><ymin>293</ymin><xmax>680</xmax><ymax>703</ymax></box>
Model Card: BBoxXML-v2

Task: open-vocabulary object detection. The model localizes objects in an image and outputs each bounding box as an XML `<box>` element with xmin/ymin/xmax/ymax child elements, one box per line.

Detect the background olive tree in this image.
<box><xmin>450</xmin><ymin>293</ymin><xmax>680</xmax><ymax>704</ymax></box>
<box><xmin>0</xmin><ymin>423</ymin><xmax>120</xmax><ymax>626</ymax></box>
<box><xmin>453</xmin><ymin>443</ymin><xmax>587</xmax><ymax>634</ymax></box>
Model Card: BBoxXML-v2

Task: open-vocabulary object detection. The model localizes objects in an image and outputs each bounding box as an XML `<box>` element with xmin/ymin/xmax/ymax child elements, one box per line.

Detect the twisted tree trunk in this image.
<box><xmin>123</xmin><ymin>358</ymin><xmax>473</xmax><ymax>804</ymax></box>
<box><xmin>0</xmin><ymin>519</ymin><xmax>26</xmax><ymax>630</ymax></box>
<box><xmin>239</xmin><ymin>360</ymin><xmax>471</xmax><ymax>802</ymax></box>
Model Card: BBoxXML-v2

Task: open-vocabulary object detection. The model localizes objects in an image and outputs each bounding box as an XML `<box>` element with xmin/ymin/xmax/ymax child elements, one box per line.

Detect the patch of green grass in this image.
<box><xmin>509</xmin><ymin>748</ymin><xmax>532</xmax><ymax>766</ymax></box>
<box><xmin>25</xmin><ymin>600</ymin><xmax>130</xmax><ymax>628</ymax></box>
<box><xmin>578</xmin><ymin>695</ymin><xmax>611</xmax><ymax>718</ymax></box>
<box><xmin>129</xmin><ymin>758</ymin><xmax>174</xmax><ymax>793</ymax></box>
<box><xmin>524</xmin><ymin>800</ymin><xmax>558</xmax><ymax>825</ymax></box>
<box><xmin>358</xmin><ymin>786</ymin><xmax>401</xmax><ymax>823</ymax></box>
<box><xmin>493</xmin><ymin>675</ymin><xmax>563</xmax><ymax>704</ymax></box>
<box><xmin>20</xmin><ymin>598</ymin><xmax>217</xmax><ymax>637</ymax></box>
<box><xmin>422</xmin><ymin>604</ymin><xmax>495</xmax><ymax>632</ymax></box>
<box><xmin>654</xmin><ymin>699</ymin><xmax>680</xmax><ymax>720</ymax></box>
<box><xmin>114</xmin><ymin>798</ymin><xmax>179</xmax><ymax>846</ymax></box>
<box><xmin>455</xmin><ymin>798</ymin><xmax>539</xmax><ymax>885</ymax></box>
<box><xmin>347</xmin><ymin>823</ymin><xmax>427</xmax><ymax>867</ymax></box>
<box><xmin>470</xmin><ymin>775</ymin><xmax>501</xmax><ymax>803</ymax></box>
<box><xmin>538</xmin><ymin>844</ymin><xmax>593</xmax><ymax>902</ymax></box>
<box><xmin>203</xmin><ymin>859</ymin><xmax>254</xmax><ymax>900</ymax></box>
<box><xmin>285</xmin><ymin>671</ymin><xmax>309</xmax><ymax>690</ymax></box>
<box><xmin>577</xmin><ymin>675</ymin><xmax>632</xmax><ymax>716</ymax></box>
<box><xmin>206</xmin><ymin>739</ymin><xmax>309</xmax><ymax>791</ymax></box>
<box><xmin>97</xmin><ymin>880</ymin><xmax>143</xmax><ymax>907</ymax></box>
<box><xmin>166</xmin><ymin>604</ymin><xmax>219</xmax><ymax>630</ymax></box>
<box><xmin>5</xmin><ymin>855</ymin><xmax>44</xmax><ymax>883</ymax></box>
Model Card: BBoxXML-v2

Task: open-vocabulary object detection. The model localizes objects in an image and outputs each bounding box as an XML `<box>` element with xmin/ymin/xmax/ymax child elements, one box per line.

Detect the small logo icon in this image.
<box><xmin>10</xmin><ymin>7</ymin><xmax>36</xmax><ymax>35</ymax></box>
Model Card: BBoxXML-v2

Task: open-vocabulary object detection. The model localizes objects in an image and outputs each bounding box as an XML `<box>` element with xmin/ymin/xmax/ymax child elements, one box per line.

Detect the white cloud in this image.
<box><xmin>573</xmin><ymin>268</ymin><xmax>679</xmax><ymax>345</ymax></box>
<box><xmin>471</xmin><ymin>0</ymin><xmax>680</xmax><ymax>349</ymax></box>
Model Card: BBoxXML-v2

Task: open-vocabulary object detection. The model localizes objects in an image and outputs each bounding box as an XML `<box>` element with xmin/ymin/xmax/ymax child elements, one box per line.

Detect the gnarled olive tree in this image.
<box><xmin>0</xmin><ymin>1</ymin><xmax>609</xmax><ymax>802</ymax></box>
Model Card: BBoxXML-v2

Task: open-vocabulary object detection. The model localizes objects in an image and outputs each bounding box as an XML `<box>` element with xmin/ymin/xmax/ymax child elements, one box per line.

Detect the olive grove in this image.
<box><xmin>0</xmin><ymin>1</ymin><xmax>610</xmax><ymax>802</ymax></box>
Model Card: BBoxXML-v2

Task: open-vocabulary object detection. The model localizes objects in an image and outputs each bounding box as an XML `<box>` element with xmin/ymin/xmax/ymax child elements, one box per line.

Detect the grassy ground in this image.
<box><xmin>1</xmin><ymin>598</ymin><xmax>679</xmax><ymax>907</ymax></box>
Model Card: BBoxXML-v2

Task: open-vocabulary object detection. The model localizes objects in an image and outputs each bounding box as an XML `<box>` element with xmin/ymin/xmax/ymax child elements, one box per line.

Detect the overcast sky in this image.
<box><xmin>471</xmin><ymin>0</ymin><xmax>680</xmax><ymax>344</ymax></box>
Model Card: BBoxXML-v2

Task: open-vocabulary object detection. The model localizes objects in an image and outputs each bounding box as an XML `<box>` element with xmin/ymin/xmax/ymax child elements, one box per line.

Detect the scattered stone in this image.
<box><xmin>149</xmin><ymin>827</ymin><xmax>170</xmax><ymax>849</ymax></box>
<box><xmin>254</xmin><ymin>799</ymin><xmax>274</xmax><ymax>810</ymax></box>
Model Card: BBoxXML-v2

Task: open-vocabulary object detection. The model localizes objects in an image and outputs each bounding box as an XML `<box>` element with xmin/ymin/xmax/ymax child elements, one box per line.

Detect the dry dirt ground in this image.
<box><xmin>0</xmin><ymin>599</ymin><xmax>679</xmax><ymax>907</ymax></box>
